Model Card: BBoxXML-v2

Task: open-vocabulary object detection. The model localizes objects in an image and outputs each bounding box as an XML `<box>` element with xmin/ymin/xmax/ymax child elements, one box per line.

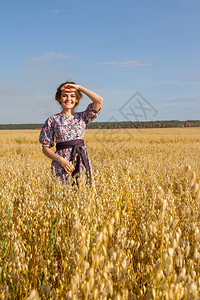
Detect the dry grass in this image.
<box><xmin>0</xmin><ymin>128</ymin><xmax>200</xmax><ymax>299</ymax></box>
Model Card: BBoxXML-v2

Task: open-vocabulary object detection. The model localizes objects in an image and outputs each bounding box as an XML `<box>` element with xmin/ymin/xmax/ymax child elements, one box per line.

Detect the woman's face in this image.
<box><xmin>59</xmin><ymin>88</ymin><xmax>78</xmax><ymax>110</ymax></box>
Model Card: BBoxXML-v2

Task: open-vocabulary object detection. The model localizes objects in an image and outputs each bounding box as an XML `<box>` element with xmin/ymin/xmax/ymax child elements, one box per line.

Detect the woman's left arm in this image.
<box><xmin>63</xmin><ymin>83</ymin><xmax>103</xmax><ymax>111</ymax></box>
<box><xmin>78</xmin><ymin>85</ymin><xmax>103</xmax><ymax>111</ymax></box>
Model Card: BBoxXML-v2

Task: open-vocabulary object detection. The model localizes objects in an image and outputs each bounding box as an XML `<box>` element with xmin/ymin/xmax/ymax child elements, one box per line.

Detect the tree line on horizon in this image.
<box><xmin>0</xmin><ymin>120</ymin><xmax>200</xmax><ymax>130</ymax></box>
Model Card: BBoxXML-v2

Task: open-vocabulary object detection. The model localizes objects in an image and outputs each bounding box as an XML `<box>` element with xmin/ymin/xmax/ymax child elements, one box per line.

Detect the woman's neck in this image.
<box><xmin>61</xmin><ymin>108</ymin><xmax>74</xmax><ymax>116</ymax></box>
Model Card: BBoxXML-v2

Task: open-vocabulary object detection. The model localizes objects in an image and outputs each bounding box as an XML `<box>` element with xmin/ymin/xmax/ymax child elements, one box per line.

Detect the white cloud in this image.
<box><xmin>160</xmin><ymin>95</ymin><xmax>200</xmax><ymax>104</ymax></box>
<box><xmin>176</xmin><ymin>96</ymin><xmax>200</xmax><ymax>103</ymax></box>
<box><xmin>31</xmin><ymin>52</ymin><xmax>76</xmax><ymax>61</ymax></box>
<box><xmin>180</xmin><ymin>73</ymin><xmax>200</xmax><ymax>82</ymax></box>
<box><xmin>97</xmin><ymin>60</ymin><xmax>151</xmax><ymax>67</ymax></box>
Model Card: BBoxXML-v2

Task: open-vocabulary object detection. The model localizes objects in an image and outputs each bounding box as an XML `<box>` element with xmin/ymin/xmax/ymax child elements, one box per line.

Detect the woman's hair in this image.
<box><xmin>55</xmin><ymin>81</ymin><xmax>83</xmax><ymax>108</ymax></box>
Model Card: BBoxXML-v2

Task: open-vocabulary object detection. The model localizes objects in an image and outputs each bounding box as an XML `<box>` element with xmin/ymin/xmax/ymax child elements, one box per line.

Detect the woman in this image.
<box><xmin>39</xmin><ymin>81</ymin><xmax>103</xmax><ymax>186</ymax></box>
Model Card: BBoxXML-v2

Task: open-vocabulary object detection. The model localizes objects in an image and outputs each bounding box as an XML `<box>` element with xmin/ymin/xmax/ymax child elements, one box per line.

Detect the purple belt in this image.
<box><xmin>56</xmin><ymin>139</ymin><xmax>90</xmax><ymax>178</ymax></box>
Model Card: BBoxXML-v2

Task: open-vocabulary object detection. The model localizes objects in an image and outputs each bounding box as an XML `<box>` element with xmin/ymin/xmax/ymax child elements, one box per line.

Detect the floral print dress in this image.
<box><xmin>39</xmin><ymin>103</ymin><xmax>101</xmax><ymax>184</ymax></box>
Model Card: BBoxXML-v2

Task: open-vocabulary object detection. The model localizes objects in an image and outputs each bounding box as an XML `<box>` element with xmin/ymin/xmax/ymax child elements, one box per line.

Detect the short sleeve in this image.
<box><xmin>82</xmin><ymin>103</ymin><xmax>101</xmax><ymax>125</ymax></box>
<box><xmin>39</xmin><ymin>117</ymin><xmax>55</xmax><ymax>148</ymax></box>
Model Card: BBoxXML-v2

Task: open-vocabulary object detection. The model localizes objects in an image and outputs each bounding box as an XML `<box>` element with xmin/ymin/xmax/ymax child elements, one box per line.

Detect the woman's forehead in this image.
<box><xmin>61</xmin><ymin>89</ymin><xmax>76</xmax><ymax>95</ymax></box>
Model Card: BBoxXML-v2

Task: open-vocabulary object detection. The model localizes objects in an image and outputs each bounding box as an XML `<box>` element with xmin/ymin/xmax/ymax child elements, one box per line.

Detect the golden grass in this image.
<box><xmin>0</xmin><ymin>128</ymin><xmax>200</xmax><ymax>299</ymax></box>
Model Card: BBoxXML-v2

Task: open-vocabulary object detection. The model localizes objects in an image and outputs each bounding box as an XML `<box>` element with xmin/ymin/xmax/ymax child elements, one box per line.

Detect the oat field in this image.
<box><xmin>0</xmin><ymin>128</ymin><xmax>200</xmax><ymax>299</ymax></box>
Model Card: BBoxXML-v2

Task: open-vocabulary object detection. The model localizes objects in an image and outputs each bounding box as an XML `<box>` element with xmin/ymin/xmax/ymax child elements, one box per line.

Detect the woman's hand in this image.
<box><xmin>58</xmin><ymin>156</ymin><xmax>75</xmax><ymax>174</ymax></box>
<box><xmin>61</xmin><ymin>83</ymin><xmax>81</xmax><ymax>92</ymax></box>
<box><xmin>42</xmin><ymin>147</ymin><xmax>75</xmax><ymax>174</ymax></box>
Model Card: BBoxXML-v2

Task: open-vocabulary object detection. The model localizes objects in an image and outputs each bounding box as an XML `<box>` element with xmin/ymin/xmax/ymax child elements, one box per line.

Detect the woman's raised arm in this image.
<box><xmin>61</xmin><ymin>83</ymin><xmax>103</xmax><ymax>111</ymax></box>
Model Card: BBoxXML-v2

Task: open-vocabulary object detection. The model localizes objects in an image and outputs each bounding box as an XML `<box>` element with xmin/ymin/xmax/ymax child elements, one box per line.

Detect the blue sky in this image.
<box><xmin>0</xmin><ymin>0</ymin><xmax>200</xmax><ymax>123</ymax></box>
